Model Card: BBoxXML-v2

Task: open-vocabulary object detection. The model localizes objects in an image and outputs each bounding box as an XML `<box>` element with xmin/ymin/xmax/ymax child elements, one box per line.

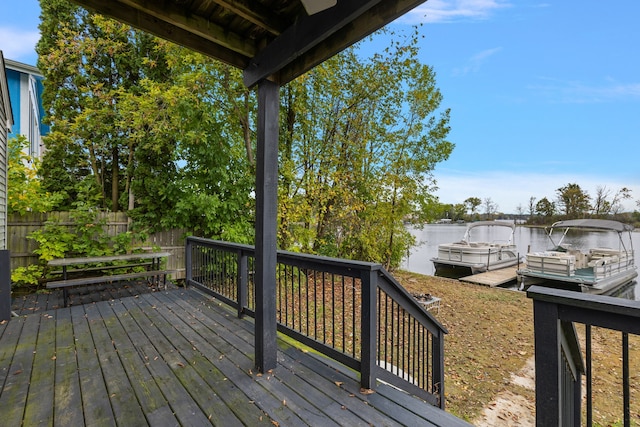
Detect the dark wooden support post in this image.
<box><xmin>0</xmin><ymin>250</ymin><xmax>10</xmax><ymax>321</ymax></box>
<box><xmin>533</xmin><ymin>299</ymin><xmax>560</xmax><ymax>426</ymax></box>
<box><xmin>237</xmin><ymin>250</ymin><xmax>248</xmax><ymax>319</ymax></box>
<box><xmin>360</xmin><ymin>269</ymin><xmax>377</xmax><ymax>390</ymax></box>
<box><xmin>254</xmin><ymin>79</ymin><xmax>279</xmax><ymax>373</ymax></box>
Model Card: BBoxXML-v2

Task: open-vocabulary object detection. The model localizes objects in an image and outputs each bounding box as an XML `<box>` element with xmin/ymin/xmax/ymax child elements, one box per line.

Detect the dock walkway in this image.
<box><xmin>459</xmin><ymin>266</ymin><xmax>520</xmax><ymax>287</ymax></box>
<box><xmin>2</xmin><ymin>285</ymin><xmax>470</xmax><ymax>426</ymax></box>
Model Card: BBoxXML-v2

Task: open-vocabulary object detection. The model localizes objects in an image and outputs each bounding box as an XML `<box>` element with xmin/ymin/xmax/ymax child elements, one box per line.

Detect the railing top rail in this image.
<box><xmin>187</xmin><ymin>236</ymin><xmax>254</xmax><ymax>252</ymax></box>
<box><xmin>276</xmin><ymin>251</ymin><xmax>383</xmax><ymax>272</ymax></box>
<box><xmin>527</xmin><ymin>285</ymin><xmax>640</xmax><ymax>319</ymax></box>
<box><xmin>187</xmin><ymin>236</ymin><xmax>383</xmax><ymax>272</ymax></box>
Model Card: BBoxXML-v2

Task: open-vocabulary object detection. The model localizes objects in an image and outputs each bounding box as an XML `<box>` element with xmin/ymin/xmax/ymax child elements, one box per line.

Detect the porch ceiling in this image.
<box><xmin>70</xmin><ymin>0</ymin><xmax>428</xmax><ymax>87</ymax></box>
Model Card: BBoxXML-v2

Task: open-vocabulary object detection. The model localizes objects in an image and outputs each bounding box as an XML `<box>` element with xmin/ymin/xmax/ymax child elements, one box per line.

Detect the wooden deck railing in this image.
<box><xmin>527</xmin><ymin>285</ymin><xmax>640</xmax><ymax>426</ymax></box>
<box><xmin>185</xmin><ymin>237</ymin><xmax>448</xmax><ymax>408</ymax></box>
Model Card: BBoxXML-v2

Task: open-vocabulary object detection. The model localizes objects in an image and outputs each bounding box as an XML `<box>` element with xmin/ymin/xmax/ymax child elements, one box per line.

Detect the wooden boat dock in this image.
<box><xmin>459</xmin><ymin>265</ymin><xmax>520</xmax><ymax>287</ymax></box>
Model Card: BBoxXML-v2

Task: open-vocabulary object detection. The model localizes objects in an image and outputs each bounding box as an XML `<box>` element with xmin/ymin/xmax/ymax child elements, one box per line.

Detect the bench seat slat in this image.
<box><xmin>50</xmin><ymin>262</ymin><xmax>154</xmax><ymax>276</ymax></box>
<box><xmin>48</xmin><ymin>252</ymin><xmax>171</xmax><ymax>267</ymax></box>
<box><xmin>47</xmin><ymin>270</ymin><xmax>171</xmax><ymax>289</ymax></box>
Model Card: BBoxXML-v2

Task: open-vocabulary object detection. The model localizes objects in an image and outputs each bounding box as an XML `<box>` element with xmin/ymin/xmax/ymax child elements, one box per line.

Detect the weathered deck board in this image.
<box><xmin>23</xmin><ymin>309</ymin><xmax>56</xmax><ymax>426</ymax></box>
<box><xmin>2</xmin><ymin>286</ymin><xmax>471</xmax><ymax>426</ymax></box>
<box><xmin>71</xmin><ymin>304</ymin><xmax>117</xmax><ymax>426</ymax></box>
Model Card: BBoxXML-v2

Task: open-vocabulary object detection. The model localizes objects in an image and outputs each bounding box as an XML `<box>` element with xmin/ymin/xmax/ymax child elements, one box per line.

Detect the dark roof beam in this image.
<box><xmin>74</xmin><ymin>0</ymin><xmax>251</xmax><ymax>68</ymax></box>
<box><xmin>242</xmin><ymin>0</ymin><xmax>382</xmax><ymax>87</ymax></box>
<box><xmin>209</xmin><ymin>0</ymin><xmax>286</xmax><ymax>35</ymax></box>
<box><xmin>279</xmin><ymin>0</ymin><xmax>429</xmax><ymax>84</ymax></box>
<box><xmin>118</xmin><ymin>0</ymin><xmax>257</xmax><ymax>57</ymax></box>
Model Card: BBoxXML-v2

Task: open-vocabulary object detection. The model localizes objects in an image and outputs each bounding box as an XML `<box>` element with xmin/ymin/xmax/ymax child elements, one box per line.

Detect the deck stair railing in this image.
<box><xmin>527</xmin><ymin>285</ymin><xmax>639</xmax><ymax>426</ymax></box>
<box><xmin>185</xmin><ymin>237</ymin><xmax>448</xmax><ymax>408</ymax></box>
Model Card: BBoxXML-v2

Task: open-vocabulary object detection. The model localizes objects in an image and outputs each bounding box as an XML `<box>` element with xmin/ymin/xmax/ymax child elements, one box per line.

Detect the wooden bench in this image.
<box><xmin>47</xmin><ymin>252</ymin><xmax>172</xmax><ymax>307</ymax></box>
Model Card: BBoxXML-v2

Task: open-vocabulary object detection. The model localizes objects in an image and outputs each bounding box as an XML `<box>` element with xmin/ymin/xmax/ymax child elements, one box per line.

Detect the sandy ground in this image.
<box><xmin>474</xmin><ymin>357</ymin><xmax>536</xmax><ymax>426</ymax></box>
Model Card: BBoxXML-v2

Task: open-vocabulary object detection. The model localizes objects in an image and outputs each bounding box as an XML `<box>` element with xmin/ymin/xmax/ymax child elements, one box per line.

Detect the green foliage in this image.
<box><xmin>7</xmin><ymin>135</ymin><xmax>63</xmax><ymax>214</ymax></box>
<box><xmin>536</xmin><ymin>197</ymin><xmax>556</xmax><ymax>218</ymax></box>
<box><xmin>10</xmin><ymin>265</ymin><xmax>42</xmax><ymax>287</ymax></box>
<box><xmin>37</xmin><ymin>5</ymin><xmax>172</xmax><ymax>212</ymax></box>
<box><xmin>37</xmin><ymin>5</ymin><xmax>255</xmax><ymax>242</ymax></box>
<box><xmin>278</xmin><ymin>27</ymin><xmax>452</xmax><ymax>268</ymax></box>
<box><xmin>10</xmin><ymin>209</ymin><xmax>146</xmax><ymax>288</ymax></box>
<box><xmin>29</xmin><ymin>220</ymin><xmax>76</xmax><ymax>262</ymax></box>
<box><xmin>464</xmin><ymin>197</ymin><xmax>482</xmax><ymax>215</ymax></box>
<box><xmin>556</xmin><ymin>183</ymin><xmax>591</xmax><ymax>217</ymax></box>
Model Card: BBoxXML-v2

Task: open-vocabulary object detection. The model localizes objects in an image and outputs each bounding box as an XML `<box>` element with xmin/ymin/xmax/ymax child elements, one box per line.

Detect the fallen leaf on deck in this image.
<box><xmin>334</xmin><ymin>381</ymin><xmax>343</xmax><ymax>387</ymax></box>
<box><xmin>359</xmin><ymin>388</ymin><xmax>375</xmax><ymax>395</ymax></box>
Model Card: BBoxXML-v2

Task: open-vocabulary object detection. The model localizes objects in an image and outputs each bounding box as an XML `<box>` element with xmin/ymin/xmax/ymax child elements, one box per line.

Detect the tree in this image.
<box><xmin>528</xmin><ymin>197</ymin><xmax>536</xmax><ymax>218</ymax></box>
<box><xmin>140</xmin><ymin>49</ymin><xmax>256</xmax><ymax>240</ymax></box>
<box><xmin>482</xmin><ymin>197</ymin><xmax>498</xmax><ymax>219</ymax></box>
<box><xmin>535</xmin><ymin>197</ymin><xmax>556</xmax><ymax>218</ymax></box>
<box><xmin>610</xmin><ymin>187</ymin><xmax>631</xmax><ymax>215</ymax></box>
<box><xmin>278</xmin><ymin>28</ymin><xmax>452</xmax><ymax>268</ymax></box>
<box><xmin>36</xmin><ymin>5</ymin><xmax>256</xmax><ymax>240</ymax></box>
<box><xmin>556</xmin><ymin>183</ymin><xmax>590</xmax><ymax>217</ymax></box>
<box><xmin>464</xmin><ymin>197</ymin><xmax>482</xmax><ymax>216</ymax></box>
<box><xmin>37</xmin><ymin>4</ymin><xmax>172</xmax><ymax>212</ymax></box>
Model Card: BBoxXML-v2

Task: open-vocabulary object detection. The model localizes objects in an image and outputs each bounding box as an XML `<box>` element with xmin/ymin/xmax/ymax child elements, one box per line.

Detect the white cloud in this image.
<box><xmin>530</xmin><ymin>78</ymin><xmax>640</xmax><ymax>104</ymax></box>
<box><xmin>403</xmin><ymin>0</ymin><xmax>511</xmax><ymax>24</ymax></box>
<box><xmin>433</xmin><ymin>169</ymin><xmax>639</xmax><ymax>213</ymax></box>
<box><xmin>0</xmin><ymin>27</ymin><xmax>40</xmax><ymax>61</ymax></box>
<box><xmin>453</xmin><ymin>46</ymin><xmax>502</xmax><ymax>75</ymax></box>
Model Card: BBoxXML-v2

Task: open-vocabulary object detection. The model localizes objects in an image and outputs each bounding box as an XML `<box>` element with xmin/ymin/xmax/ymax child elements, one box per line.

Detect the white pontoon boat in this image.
<box><xmin>518</xmin><ymin>219</ymin><xmax>637</xmax><ymax>295</ymax></box>
<box><xmin>431</xmin><ymin>221</ymin><xmax>521</xmax><ymax>276</ymax></box>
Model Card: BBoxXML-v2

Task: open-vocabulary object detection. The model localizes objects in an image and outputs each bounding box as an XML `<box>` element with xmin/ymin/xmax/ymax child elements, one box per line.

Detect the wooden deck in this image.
<box><xmin>2</xmin><ymin>285</ymin><xmax>470</xmax><ymax>426</ymax></box>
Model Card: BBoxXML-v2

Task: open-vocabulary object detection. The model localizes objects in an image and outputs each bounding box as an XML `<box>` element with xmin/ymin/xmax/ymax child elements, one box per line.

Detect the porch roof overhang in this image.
<box><xmin>70</xmin><ymin>0</ymin><xmax>428</xmax><ymax>87</ymax></box>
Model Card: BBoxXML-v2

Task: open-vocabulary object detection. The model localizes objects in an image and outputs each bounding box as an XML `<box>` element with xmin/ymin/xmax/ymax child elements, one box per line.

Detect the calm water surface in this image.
<box><xmin>401</xmin><ymin>223</ymin><xmax>640</xmax><ymax>300</ymax></box>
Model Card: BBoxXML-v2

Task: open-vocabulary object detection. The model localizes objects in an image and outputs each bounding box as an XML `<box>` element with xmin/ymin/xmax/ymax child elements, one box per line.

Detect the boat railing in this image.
<box><xmin>185</xmin><ymin>237</ymin><xmax>448</xmax><ymax>408</ymax></box>
<box><xmin>527</xmin><ymin>285</ymin><xmax>640</xmax><ymax>426</ymax></box>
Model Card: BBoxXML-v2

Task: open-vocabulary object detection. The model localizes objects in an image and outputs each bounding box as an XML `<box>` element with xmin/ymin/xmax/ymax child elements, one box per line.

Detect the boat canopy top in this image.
<box><xmin>549</xmin><ymin>219</ymin><xmax>634</xmax><ymax>233</ymax></box>
<box><xmin>467</xmin><ymin>221</ymin><xmax>516</xmax><ymax>230</ymax></box>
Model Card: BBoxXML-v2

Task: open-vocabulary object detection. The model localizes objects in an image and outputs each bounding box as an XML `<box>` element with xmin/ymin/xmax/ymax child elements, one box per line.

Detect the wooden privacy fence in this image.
<box><xmin>7</xmin><ymin>212</ymin><xmax>188</xmax><ymax>280</ymax></box>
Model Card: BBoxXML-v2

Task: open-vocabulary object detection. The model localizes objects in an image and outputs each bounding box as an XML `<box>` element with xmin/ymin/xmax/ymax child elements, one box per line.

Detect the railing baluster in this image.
<box><xmin>622</xmin><ymin>332</ymin><xmax>630</xmax><ymax>427</ymax></box>
<box><xmin>238</xmin><ymin>250</ymin><xmax>247</xmax><ymax>318</ymax></box>
<box><xmin>586</xmin><ymin>324</ymin><xmax>592</xmax><ymax>427</ymax></box>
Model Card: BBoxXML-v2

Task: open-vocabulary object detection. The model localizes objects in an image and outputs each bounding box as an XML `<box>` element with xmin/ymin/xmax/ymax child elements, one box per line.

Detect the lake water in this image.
<box><xmin>401</xmin><ymin>223</ymin><xmax>640</xmax><ymax>300</ymax></box>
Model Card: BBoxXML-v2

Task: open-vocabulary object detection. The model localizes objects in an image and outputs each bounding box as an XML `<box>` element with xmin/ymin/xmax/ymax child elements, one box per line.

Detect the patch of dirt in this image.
<box><xmin>474</xmin><ymin>357</ymin><xmax>536</xmax><ymax>426</ymax></box>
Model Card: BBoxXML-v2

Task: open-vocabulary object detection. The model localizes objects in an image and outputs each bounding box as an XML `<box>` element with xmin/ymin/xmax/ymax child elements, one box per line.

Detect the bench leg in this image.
<box><xmin>63</xmin><ymin>288</ymin><xmax>69</xmax><ymax>308</ymax></box>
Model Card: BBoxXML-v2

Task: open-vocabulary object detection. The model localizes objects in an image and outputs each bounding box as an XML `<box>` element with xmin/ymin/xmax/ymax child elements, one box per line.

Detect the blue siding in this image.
<box><xmin>6</xmin><ymin>69</ymin><xmax>20</xmax><ymax>139</ymax></box>
<box><xmin>35</xmin><ymin>76</ymin><xmax>49</xmax><ymax>135</ymax></box>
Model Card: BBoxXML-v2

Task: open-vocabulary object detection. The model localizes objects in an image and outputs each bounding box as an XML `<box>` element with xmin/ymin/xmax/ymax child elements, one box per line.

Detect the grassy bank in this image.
<box><xmin>394</xmin><ymin>270</ymin><xmax>639</xmax><ymax>425</ymax></box>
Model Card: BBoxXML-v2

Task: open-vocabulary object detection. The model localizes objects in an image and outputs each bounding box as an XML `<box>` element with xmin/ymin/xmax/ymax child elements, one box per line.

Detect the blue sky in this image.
<box><xmin>2</xmin><ymin>0</ymin><xmax>639</xmax><ymax>214</ymax></box>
